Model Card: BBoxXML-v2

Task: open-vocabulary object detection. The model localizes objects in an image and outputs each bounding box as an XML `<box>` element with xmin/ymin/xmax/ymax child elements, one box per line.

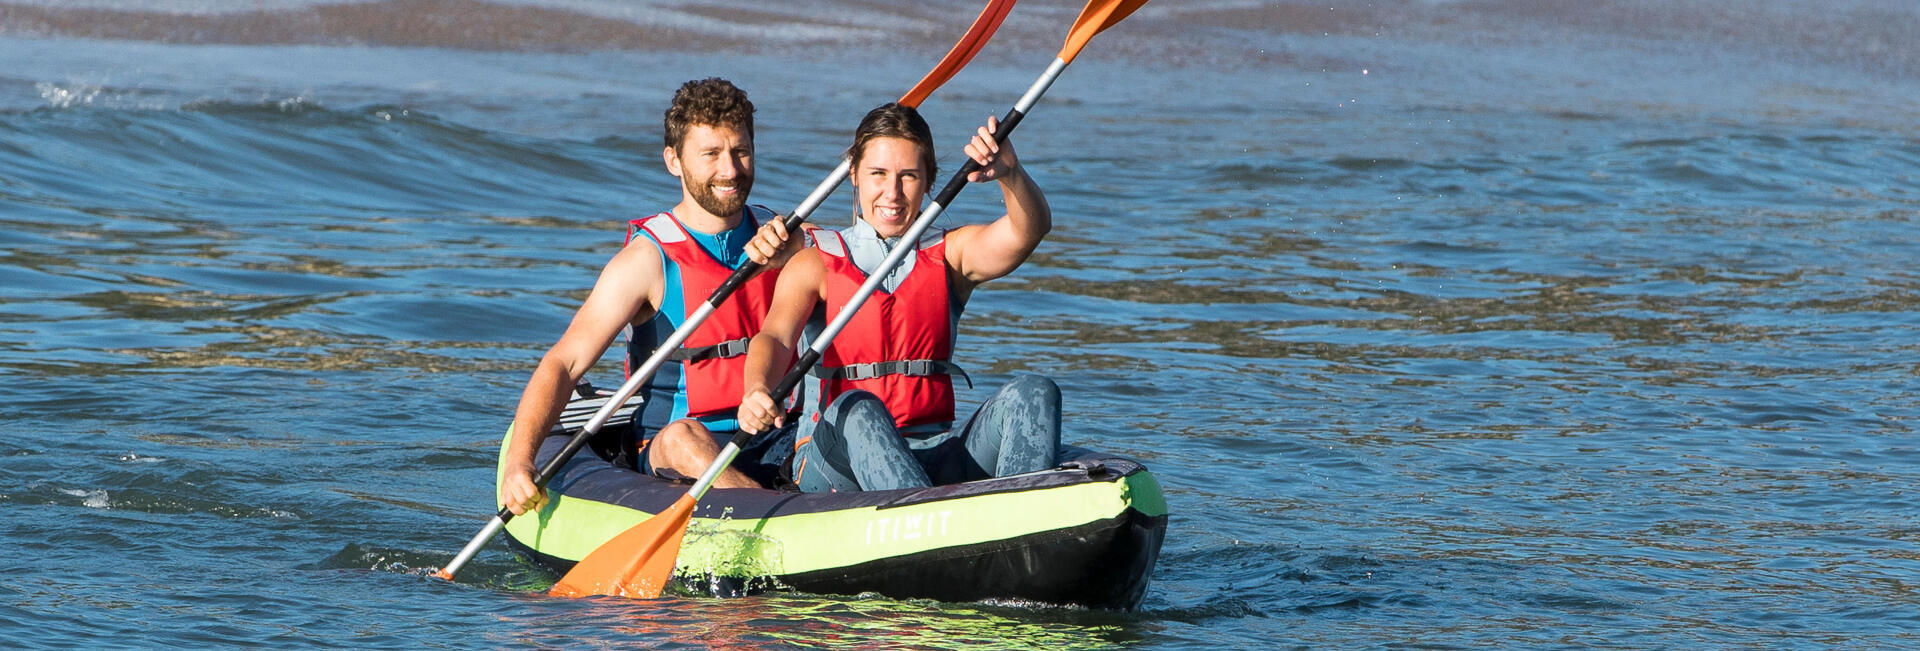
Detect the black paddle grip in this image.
<box><xmin>708</xmin><ymin>203</ymin><xmax>822</xmax><ymax>304</ymax></box>
<box><xmin>708</xmin><ymin>258</ymin><xmax>767</xmax><ymax>308</ymax></box>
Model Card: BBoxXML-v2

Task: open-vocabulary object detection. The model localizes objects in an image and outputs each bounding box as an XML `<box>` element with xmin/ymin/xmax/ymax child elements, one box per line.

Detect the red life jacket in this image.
<box><xmin>625</xmin><ymin>210</ymin><xmax>779</xmax><ymax>420</ymax></box>
<box><xmin>810</xmin><ymin>229</ymin><xmax>960</xmax><ymax>429</ymax></box>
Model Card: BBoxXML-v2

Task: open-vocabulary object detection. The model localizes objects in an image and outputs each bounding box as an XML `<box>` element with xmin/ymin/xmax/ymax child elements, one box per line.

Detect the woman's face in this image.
<box><xmin>852</xmin><ymin>136</ymin><xmax>929</xmax><ymax>239</ymax></box>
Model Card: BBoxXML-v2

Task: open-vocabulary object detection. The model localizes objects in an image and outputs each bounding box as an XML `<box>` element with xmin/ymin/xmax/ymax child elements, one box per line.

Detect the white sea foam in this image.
<box><xmin>37</xmin><ymin>82</ymin><xmax>101</xmax><ymax>108</ymax></box>
<box><xmin>59</xmin><ymin>488</ymin><xmax>111</xmax><ymax>509</ymax></box>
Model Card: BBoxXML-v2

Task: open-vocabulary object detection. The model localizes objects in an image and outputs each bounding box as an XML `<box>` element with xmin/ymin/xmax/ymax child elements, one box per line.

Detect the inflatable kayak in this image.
<box><xmin>497</xmin><ymin>387</ymin><xmax>1168</xmax><ymax>610</ymax></box>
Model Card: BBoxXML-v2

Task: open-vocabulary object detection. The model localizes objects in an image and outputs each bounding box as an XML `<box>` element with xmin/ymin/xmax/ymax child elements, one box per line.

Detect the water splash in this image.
<box><xmin>674</xmin><ymin>506</ymin><xmax>792</xmax><ymax>597</ymax></box>
<box><xmin>311</xmin><ymin>542</ymin><xmax>546</xmax><ymax>587</ymax></box>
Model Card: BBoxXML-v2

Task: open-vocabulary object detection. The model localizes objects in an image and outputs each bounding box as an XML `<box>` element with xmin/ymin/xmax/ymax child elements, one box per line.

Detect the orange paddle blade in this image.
<box><xmin>900</xmin><ymin>0</ymin><xmax>1019</xmax><ymax>108</ymax></box>
<box><xmin>1059</xmin><ymin>0</ymin><xmax>1150</xmax><ymax>64</ymax></box>
<box><xmin>547</xmin><ymin>493</ymin><xmax>696</xmax><ymax>599</ymax></box>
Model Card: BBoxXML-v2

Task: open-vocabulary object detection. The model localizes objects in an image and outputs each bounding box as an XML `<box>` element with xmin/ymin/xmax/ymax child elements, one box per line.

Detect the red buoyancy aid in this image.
<box><xmin>626</xmin><ymin>210</ymin><xmax>779</xmax><ymax>419</ymax></box>
<box><xmin>811</xmin><ymin>229</ymin><xmax>958</xmax><ymax>429</ymax></box>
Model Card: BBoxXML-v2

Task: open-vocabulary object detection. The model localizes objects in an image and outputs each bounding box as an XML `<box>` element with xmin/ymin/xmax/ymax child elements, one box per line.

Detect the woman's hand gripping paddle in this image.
<box><xmin>538</xmin><ymin>0</ymin><xmax>1021</xmax><ymax>598</ymax></box>
<box><xmin>549</xmin><ymin>0</ymin><xmax>1151</xmax><ymax>600</ymax></box>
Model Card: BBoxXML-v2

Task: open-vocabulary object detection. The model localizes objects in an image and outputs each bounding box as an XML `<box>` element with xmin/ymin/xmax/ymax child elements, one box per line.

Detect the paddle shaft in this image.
<box><xmin>685</xmin><ymin>58</ymin><xmax>1069</xmax><ymax>504</ymax></box>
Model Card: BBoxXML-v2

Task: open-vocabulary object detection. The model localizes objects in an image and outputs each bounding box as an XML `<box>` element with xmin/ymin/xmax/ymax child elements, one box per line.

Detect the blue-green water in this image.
<box><xmin>4</xmin><ymin>0</ymin><xmax>1919</xmax><ymax>647</ymax></box>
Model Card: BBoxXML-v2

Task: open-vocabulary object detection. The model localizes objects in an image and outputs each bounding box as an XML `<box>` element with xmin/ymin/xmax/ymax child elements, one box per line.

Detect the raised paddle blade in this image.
<box><xmin>901</xmin><ymin>0</ymin><xmax>1019</xmax><ymax>108</ymax></box>
<box><xmin>1060</xmin><ymin>0</ymin><xmax>1150</xmax><ymax>64</ymax></box>
<box><xmin>548</xmin><ymin>493</ymin><xmax>696</xmax><ymax>599</ymax></box>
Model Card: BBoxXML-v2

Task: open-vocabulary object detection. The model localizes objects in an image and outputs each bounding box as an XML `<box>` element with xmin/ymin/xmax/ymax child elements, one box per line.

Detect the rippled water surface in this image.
<box><xmin>5</xmin><ymin>0</ymin><xmax>1920</xmax><ymax>647</ymax></box>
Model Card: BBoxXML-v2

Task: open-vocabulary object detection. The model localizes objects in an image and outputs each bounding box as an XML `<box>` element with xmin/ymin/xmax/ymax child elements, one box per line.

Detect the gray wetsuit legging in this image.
<box><xmin>790</xmin><ymin>374</ymin><xmax>1062</xmax><ymax>492</ymax></box>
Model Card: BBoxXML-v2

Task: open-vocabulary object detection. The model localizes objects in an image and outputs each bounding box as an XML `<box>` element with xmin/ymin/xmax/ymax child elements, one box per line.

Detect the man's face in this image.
<box><xmin>668</xmin><ymin>123</ymin><xmax>754</xmax><ymax>219</ymax></box>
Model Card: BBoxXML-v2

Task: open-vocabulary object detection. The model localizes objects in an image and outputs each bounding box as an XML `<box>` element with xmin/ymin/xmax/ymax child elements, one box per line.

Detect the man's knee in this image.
<box><xmin>647</xmin><ymin>419</ymin><xmax>714</xmax><ymax>470</ymax></box>
<box><xmin>652</xmin><ymin>420</ymin><xmax>704</xmax><ymax>449</ymax></box>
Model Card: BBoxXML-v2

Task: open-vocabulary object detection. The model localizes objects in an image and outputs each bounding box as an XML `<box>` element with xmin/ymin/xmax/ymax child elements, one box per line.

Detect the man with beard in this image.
<box><xmin>499</xmin><ymin>78</ymin><xmax>803</xmax><ymax>516</ymax></box>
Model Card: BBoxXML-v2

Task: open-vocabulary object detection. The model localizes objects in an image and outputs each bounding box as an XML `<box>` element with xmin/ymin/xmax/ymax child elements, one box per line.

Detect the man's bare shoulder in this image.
<box><xmin>608</xmin><ymin>227</ymin><xmax>665</xmax><ymax>271</ymax></box>
<box><xmin>587</xmin><ymin>227</ymin><xmax>668</xmax><ymax>308</ymax></box>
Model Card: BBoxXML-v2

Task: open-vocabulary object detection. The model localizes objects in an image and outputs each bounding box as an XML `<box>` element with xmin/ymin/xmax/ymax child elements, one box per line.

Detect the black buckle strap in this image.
<box><xmin>808</xmin><ymin>359</ymin><xmax>973</xmax><ymax>388</ymax></box>
<box><xmin>665</xmin><ymin>337</ymin><xmax>751</xmax><ymax>363</ymax></box>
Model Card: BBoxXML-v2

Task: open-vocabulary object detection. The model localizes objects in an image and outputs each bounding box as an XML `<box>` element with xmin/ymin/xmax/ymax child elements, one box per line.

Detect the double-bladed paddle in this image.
<box><xmin>548</xmin><ymin>0</ymin><xmax>1151</xmax><ymax>599</ymax></box>
<box><xmin>433</xmin><ymin>0</ymin><xmax>1020</xmax><ymax>584</ymax></box>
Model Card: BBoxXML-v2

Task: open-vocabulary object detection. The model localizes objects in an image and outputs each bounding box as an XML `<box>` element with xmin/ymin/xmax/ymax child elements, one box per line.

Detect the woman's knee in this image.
<box><xmin>846</xmin><ymin>395</ymin><xmax>893</xmax><ymax>426</ymax></box>
<box><xmin>997</xmin><ymin>375</ymin><xmax>1061</xmax><ymax>418</ymax></box>
<box><xmin>826</xmin><ymin>390</ymin><xmax>895</xmax><ymax>437</ymax></box>
<box><xmin>826</xmin><ymin>389</ymin><xmax>886</xmax><ymax>417</ymax></box>
<box><xmin>1005</xmin><ymin>374</ymin><xmax>1060</xmax><ymax>402</ymax></box>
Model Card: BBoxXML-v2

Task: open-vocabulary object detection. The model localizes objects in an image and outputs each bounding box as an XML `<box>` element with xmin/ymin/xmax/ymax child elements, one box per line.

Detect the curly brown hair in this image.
<box><xmin>848</xmin><ymin>103</ymin><xmax>937</xmax><ymax>181</ymax></box>
<box><xmin>663</xmin><ymin>78</ymin><xmax>755</xmax><ymax>151</ymax></box>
